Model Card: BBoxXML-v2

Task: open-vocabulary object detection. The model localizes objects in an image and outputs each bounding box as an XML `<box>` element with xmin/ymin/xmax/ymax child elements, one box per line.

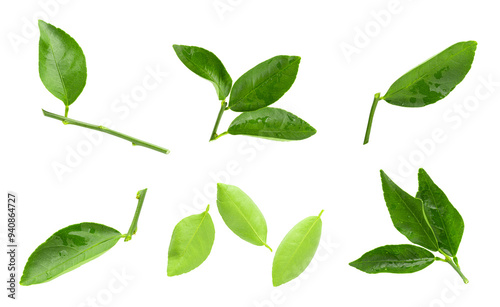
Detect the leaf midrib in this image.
<box><xmin>421</xmin><ymin>177</ymin><xmax>455</xmax><ymax>256</ymax></box>
<box><xmin>223</xmin><ymin>190</ymin><xmax>266</xmax><ymax>246</ymax></box>
<box><xmin>45</xmin><ymin>32</ymin><xmax>69</xmax><ymax>105</ymax></box>
<box><xmin>356</xmin><ymin>258</ymin><xmax>433</xmax><ymax>264</ymax></box>
<box><xmin>278</xmin><ymin>215</ymin><xmax>321</xmax><ymax>279</ymax></box>
<box><xmin>171</xmin><ymin>210</ymin><xmax>209</xmax><ymax>272</ymax></box>
<box><xmin>389</xmin><ymin>181</ymin><xmax>438</xmax><ymax>250</ymax></box>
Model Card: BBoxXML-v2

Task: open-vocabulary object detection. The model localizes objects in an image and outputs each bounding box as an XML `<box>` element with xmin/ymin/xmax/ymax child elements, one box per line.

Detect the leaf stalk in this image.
<box><xmin>125</xmin><ymin>189</ymin><xmax>148</xmax><ymax>242</ymax></box>
<box><xmin>363</xmin><ymin>92</ymin><xmax>381</xmax><ymax>145</ymax></box>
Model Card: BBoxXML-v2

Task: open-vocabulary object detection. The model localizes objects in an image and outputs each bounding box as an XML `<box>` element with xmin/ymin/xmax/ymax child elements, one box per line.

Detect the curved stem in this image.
<box><xmin>445</xmin><ymin>255</ymin><xmax>468</xmax><ymax>284</ymax></box>
<box><xmin>264</xmin><ymin>243</ymin><xmax>273</xmax><ymax>252</ymax></box>
<box><xmin>209</xmin><ymin>100</ymin><xmax>227</xmax><ymax>142</ymax></box>
<box><xmin>42</xmin><ymin>109</ymin><xmax>170</xmax><ymax>154</ymax></box>
<box><xmin>64</xmin><ymin>105</ymin><xmax>69</xmax><ymax>117</ymax></box>
<box><xmin>212</xmin><ymin>131</ymin><xmax>228</xmax><ymax>140</ymax></box>
<box><xmin>363</xmin><ymin>93</ymin><xmax>381</xmax><ymax>145</ymax></box>
<box><xmin>125</xmin><ymin>189</ymin><xmax>148</xmax><ymax>242</ymax></box>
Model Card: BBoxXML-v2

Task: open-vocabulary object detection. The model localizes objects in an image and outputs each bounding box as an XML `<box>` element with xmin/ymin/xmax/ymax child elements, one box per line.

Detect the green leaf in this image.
<box><xmin>20</xmin><ymin>223</ymin><xmax>122</xmax><ymax>285</ymax></box>
<box><xmin>227</xmin><ymin>107</ymin><xmax>316</xmax><ymax>141</ymax></box>
<box><xmin>380</xmin><ymin>170</ymin><xmax>438</xmax><ymax>251</ymax></box>
<box><xmin>272</xmin><ymin>210</ymin><xmax>323</xmax><ymax>287</ymax></box>
<box><xmin>38</xmin><ymin>20</ymin><xmax>87</xmax><ymax>107</ymax></box>
<box><xmin>216</xmin><ymin>183</ymin><xmax>270</xmax><ymax>250</ymax></box>
<box><xmin>383</xmin><ymin>41</ymin><xmax>477</xmax><ymax>107</ymax></box>
<box><xmin>167</xmin><ymin>205</ymin><xmax>215</xmax><ymax>276</ymax></box>
<box><xmin>173</xmin><ymin>45</ymin><xmax>232</xmax><ymax>100</ymax></box>
<box><xmin>416</xmin><ymin>169</ymin><xmax>464</xmax><ymax>257</ymax></box>
<box><xmin>229</xmin><ymin>55</ymin><xmax>300</xmax><ymax>111</ymax></box>
<box><xmin>349</xmin><ymin>244</ymin><xmax>435</xmax><ymax>274</ymax></box>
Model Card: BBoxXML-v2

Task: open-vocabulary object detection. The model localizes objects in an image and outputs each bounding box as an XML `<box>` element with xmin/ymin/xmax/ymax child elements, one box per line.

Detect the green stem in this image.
<box><xmin>42</xmin><ymin>109</ymin><xmax>170</xmax><ymax>154</ymax></box>
<box><xmin>264</xmin><ymin>243</ymin><xmax>272</xmax><ymax>252</ymax></box>
<box><xmin>124</xmin><ymin>189</ymin><xmax>148</xmax><ymax>242</ymax></box>
<box><xmin>209</xmin><ymin>100</ymin><xmax>227</xmax><ymax>142</ymax></box>
<box><xmin>435</xmin><ymin>256</ymin><xmax>446</xmax><ymax>262</ymax></box>
<box><xmin>64</xmin><ymin>105</ymin><xmax>69</xmax><ymax>117</ymax></box>
<box><xmin>444</xmin><ymin>255</ymin><xmax>468</xmax><ymax>284</ymax></box>
<box><xmin>318</xmin><ymin>209</ymin><xmax>325</xmax><ymax>218</ymax></box>
<box><xmin>363</xmin><ymin>92</ymin><xmax>381</xmax><ymax>145</ymax></box>
<box><xmin>212</xmin><ymin>131</ymin><xmax>228</xmax><ymax>141</ymax></box>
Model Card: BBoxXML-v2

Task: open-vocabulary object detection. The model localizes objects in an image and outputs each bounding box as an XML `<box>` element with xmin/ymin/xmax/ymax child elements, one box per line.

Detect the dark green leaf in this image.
<box><xmin>167</xmin><ymin>205</ymin><xmax>215</xmax><ymax>276</ymax></box>
<box><xmin>227</xmin><ymin>107</ymin><xmax>316</xmax><ymax>141</ymax></box>
<box><xmin>350</xmin><ymin>244</ymin><xmax>435</xmax><ymax>274</ymax></box>
<box><xmin>20</xmin><ymin>223</ymin><xmax>122</xmax><ymax>285</ymax></box>
<box><xmin>416</xmin><ymin>169</ymin><xmax>464</xmax><ymax>257</ymax></box>
<box><xmin>38</xmin><ymin>20</ymin><xmax>87</xmax><ymax>106</ymax></box>
<box><xmin>272</xmin><ymin>210</ymin><xmax>323</xmax><ymax>287</ymax></box>
<box><xmin>173</xmin><ymin>45</ymin><xmax>232</xmax><ymax>100</ymax></box>
<box><xmin>383</xmin><ymin>41</ymin><xmax>477</xmax><ymax>107</ymax></box>
<box><xmin>229</xmin><ymin>55</ymin><xmax>300</xmax><ymax>111</ymax></box>
<box><xmin>216</xmin><ymin>183</ymin><xmax>270</xmax><ymax>250</ymax></box>
<box><xmin>380</xmin><ymin>170</ymin><xmax>438</xmax><ymax>251</ymax></box>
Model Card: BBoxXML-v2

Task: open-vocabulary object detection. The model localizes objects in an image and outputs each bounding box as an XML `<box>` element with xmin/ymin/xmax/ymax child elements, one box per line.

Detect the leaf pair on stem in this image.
<box><xmin>350</xmin><ymin>169</ymin><xmax>468</xmax><ymax>283</ymax></box>
<box><xmin>21</xmin><ymin>189</ymin><xmax>148</xmax><ymax>285</ymax></box>
<box><xmin>167</xmin><ymin>183</ymin><xmax>324</xmax><ymax>287</ymax></box>
<box><xmin>173</xmin><ymin>45</ymin><xmax>317</xmax><ymax>141</ymax></box>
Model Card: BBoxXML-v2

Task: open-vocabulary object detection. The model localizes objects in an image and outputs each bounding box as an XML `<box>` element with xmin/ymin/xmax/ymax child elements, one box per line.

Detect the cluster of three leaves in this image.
<box><xmin>173</xmin><ymin>45</ymin><xmax>317</xmax><ymax>141</ymax></box>
<box><xmin>350</xmin><ymin>169</ymin><xmax>468</xmax><ymax>283</ymax></box>
<box><xmin>168</xmin><ymin>183</ymin><xmax>324</xmax><ymax>287</ymax></box>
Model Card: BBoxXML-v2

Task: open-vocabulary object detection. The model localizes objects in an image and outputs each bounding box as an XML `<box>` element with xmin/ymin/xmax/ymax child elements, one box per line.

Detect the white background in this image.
<box><xmin>1</xmin><ymin>0</ymin><xmax>500</xmax><ymax>306</ymax></box>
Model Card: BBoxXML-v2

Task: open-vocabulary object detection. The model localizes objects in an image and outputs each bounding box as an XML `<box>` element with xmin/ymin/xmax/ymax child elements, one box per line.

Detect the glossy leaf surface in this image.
<box><xmin>20</xmin><ymin>223</ymin><xmax>121</xmax><ymax>285</ymax></box>
<box><xmin>350</xmin><ymin>244</ymin><xmax>435</xmax><ymax>274</ymax></box>
<box><xmin>167</xmin><ymin>205</ymin><xmax>215</xmax><ymax>276</ymax></box>
<box><xmin>229</xmin><ymin>55</ymin><xmax>300</xmax><ymax>111</ymax></box>
<box><xmin>173</xmin><ymin>45</ymin><xmax>232</xmax><ymax>100</ymax></box>
<box><xmin>416</xmin><ymin>169</ymin><xmax>464</xmax><ymax>257</ymax></box>
<box><xmin>380</xmin><ymin>170</ymin><xmax>438</xmax><ymax>251</ymax></box>
<box><xmin>383</xmin><ymin>41</ymin><xmax>476</xmax><ymax>107</ymax></box>
<box><xmin>216</xmin><ymin>184</ymin><xmax>270</xmax><ymax>249</ymax></box>
<box><xmin>227</xmin><ymin>107</ymin><xmax>316</xmax><ymax>141</ymax></box>
<box><xmin>272</xmin><ymin>210</ymin><xmax>323</xmax><ymax>287</ymax></box>
<box><xmin>38</xmin><ymin>20</ymin><xmax>87</xmax><ymax>106</ymax></box>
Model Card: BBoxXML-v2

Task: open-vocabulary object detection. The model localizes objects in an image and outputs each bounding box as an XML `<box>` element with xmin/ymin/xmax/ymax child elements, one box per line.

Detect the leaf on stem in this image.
<box><xmin>20</xmin><ymin>223</ymin><xmax>122</xmax><ymax>285</ymax></box>
<box><xmin>227</xmin><ymin>107</ymin><xmax>316</xmax><ymax>141</ymax></box>
<box><xmin>380</xmin><ymin>170</ymin><xmax>439</xmax><ymax>251</ymax></box>
<box><xmin>383</xmin><ymin>41</ymin><xmax>477</xmax><ymax>107</ymax></box>
<box><xmin>229</xmin><ymin>55</ymin><xmax>300</xmax><ymax>111</ymax></box>
<box><xmin>38</xmin><ymin>20</ymin><xmax>87</xmax><ymax>107</ymax></box>
<box><xmin>349</xmin><ymin>244</ymin><xmax>435</xmax><ymax>274</ymax></box>
<box><xmin>173</xmin><ymin>45</ymin><xmax>232</xmax><ymax>100</ymax></box>
<box><xmin>272</xmin><ymin>210</ymin><xmax>323</xmax><ymax>287</ymax></box>
<box><xmin>167</xmin><ymin>205</ymin><xmax>215</xmax><ymax>276</ymax></box>
<box><xmin>216</xmin><ymin>183</ymin><xmax>270</xmax><ymax>250</ymax></box>
<box><xmin>416</xmin><ymin>168</ymin><xmax>464</xmax><ymax>257</ymax></box>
